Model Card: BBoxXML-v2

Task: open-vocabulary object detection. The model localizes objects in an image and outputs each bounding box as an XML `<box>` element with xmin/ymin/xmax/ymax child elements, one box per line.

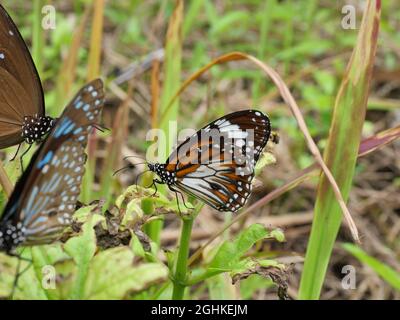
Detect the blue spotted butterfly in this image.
<box><xmin>0</xmin><ymin>79</ymin><xmax>104</xmax><ymax>253</ymax></box>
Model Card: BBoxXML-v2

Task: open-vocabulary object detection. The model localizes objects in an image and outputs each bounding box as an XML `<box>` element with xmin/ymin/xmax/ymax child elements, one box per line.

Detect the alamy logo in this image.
<box><xmin>341</xmin><ymin>5</ymin><xmax>356</xmax><ymax>29</ymax></box>
<box><xmin>42</xmin><ymin>265</ymin><xmax>56</xmax><ymax>290</ymax></box>
<box><xmin>42</xmin><ymin>5</ymin><xmax>56</xmax><ymax>30</ymax></box>
<box><xmin>341</xmin><ymin>265</ymin><xmax>356</xmax><ymax>290</ymax></box>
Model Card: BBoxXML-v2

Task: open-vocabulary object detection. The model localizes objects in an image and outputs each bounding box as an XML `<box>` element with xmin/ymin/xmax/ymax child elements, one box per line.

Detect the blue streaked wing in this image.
<box><xmin>0</xmin><ymin>79</ymin><xmax>104</xmax><ymax>249</ymax></box>
<box><xmin>21</xmin><ymin>141</ymin><xmax>86</xmax><ymax>244</ymax></box>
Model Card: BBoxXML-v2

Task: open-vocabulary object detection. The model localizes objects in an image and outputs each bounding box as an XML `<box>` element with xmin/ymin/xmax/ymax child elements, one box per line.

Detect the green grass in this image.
<box><xmin>299</xmin><ymin>1</ymin><xmax>381</xmax><ymax>299</ymax></box>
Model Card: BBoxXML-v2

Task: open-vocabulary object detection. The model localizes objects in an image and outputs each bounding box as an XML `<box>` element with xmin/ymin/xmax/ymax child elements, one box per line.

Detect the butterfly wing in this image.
<box><xmin>50</xmin><ymin>78</ymin><xmax>104</xmax><ymax>148</ymax></box>
<box><xmin>9</xmin><ymin>140</ymin><xmax>87</xmax><ymax>245</ymax></box>
<box><xmin>0</xmin><ymin>79</ymin><xmax>104</xmax><ymax>249</ymax></box>
<box><xmin>166</xmin><ymin>110</ymin><xmax>271</xmax><ymax>212</ymax></box>
<box><xmin>0</xmin><ymin>4</ymin><xmax>45</xmax><ymax>148</ymax></box>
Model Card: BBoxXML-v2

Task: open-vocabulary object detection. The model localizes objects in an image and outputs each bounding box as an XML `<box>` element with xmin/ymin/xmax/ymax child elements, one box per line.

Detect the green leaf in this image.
<box><xmin>31</xmin><ymin>244</ymin><xmax>70</xmax><ymax>300</ymax></box>
<box><xmin>64</xmin><ymin>214</ymin><xmax>104</xmax><ymax>299</ymax></box>
<box><xmin>240</xmin><ymin>274</ymin><xmax>274</xmax><ymax>299</ymax></box>
<box><xmin>269</xmin><ymin>229</ymin><xmax>286</xmax><ymax>243</ymax></box>
<box><xmin>209</xmin><ymin>223</ymin><xmax>268</xmax><ymax>271</ymax></box>
<box><xmin>314</xmin><ymin>70</ymin><xmax>336</xmax><ymax>95</ymax></box>
<box><xmin>141</xmin><ymin>198</ymin><xmax>154</xmax><ymax>215</ymax></box>
<box><xmin>210</xmin><ymin>11</ymin><xmax>249</xmax><ymax>37</ymax></box>
<box><xmin>130</xmin><ymin>233</ymin><xmax>145</xmax><ymax>258</ymax></box>
<box><xmin>72</xmin><ymin>204</ymin><xmax>98</xmax><ymax>223</ymax></box>
<box><xmin>342</xmin><ymin>243</ymin><xmax>400</xmax><ymax>291</ymax></box>
<box><xmin>206</xmin><ymin>273</ymin><xmax>235</xmax><ymax>300</ymax></box>
<box><xmin>83</xmin><ymin>247</ymin><xmax>168</xmax><ymax>299</ymax></box>
<box><xmin>0</xmin><ymin>251</ymin><xmax>46</xmax><ymax>300</ymax></box>
<box><xmin>299</xmin><ymin>1</ymin><xmax>381</xmax><ymax>299</ymax></box>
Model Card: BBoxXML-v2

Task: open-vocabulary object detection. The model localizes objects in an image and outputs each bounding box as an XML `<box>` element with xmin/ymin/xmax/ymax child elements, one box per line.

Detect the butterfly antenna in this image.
<box><xmin>93</xmin><ymin>123</ymin><xmax>110</xmax><ymax>133</ymax></box>
<box><xmin>123</xmin><ymin>155</ymin><xmax>146</xmax><ymax>162</ymax></box>
<box><xmin>113</xmin><ymin>164</ymin><xmax>135</xmax><ymax>176</ymax></box>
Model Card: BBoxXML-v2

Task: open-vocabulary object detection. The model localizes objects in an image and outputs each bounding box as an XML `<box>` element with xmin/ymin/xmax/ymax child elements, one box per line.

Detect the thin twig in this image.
<box><xmin>245</xmin><ymin>54</ymin><xmax>360</xmax><ymax>242</ymax></box>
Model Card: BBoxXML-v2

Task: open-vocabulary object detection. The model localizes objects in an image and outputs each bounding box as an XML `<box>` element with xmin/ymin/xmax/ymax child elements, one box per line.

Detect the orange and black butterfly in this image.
<box><xmin>148</xmin><ymin>110</ymin><xmax>271</xmax><ymax>212</ymax></box>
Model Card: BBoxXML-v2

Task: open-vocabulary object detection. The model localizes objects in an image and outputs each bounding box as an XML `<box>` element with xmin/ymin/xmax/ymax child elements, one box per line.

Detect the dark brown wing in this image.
<box><xmin>165</xmin><ymin>110</ymin><xmax>271</xmax><ymax>212</ymax></box>
<box><xmin>0</xmin><ymin>4</ymin><xmax>45</xmax><ymax>148</ymax></box>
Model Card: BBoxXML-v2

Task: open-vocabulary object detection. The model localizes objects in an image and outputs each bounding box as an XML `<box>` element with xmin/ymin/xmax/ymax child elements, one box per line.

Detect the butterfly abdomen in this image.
<box><xmin>0</xmin><ymin>221</ymin><xmax>26</xmax><ymax>253</ymax></box>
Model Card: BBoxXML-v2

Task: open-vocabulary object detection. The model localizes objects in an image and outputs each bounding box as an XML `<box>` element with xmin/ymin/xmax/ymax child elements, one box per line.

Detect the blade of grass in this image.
<box><xmin>99</xmin><ymin>82</ymin><xmax>133</xmax><ymax>206</ymax></box>
<box><xmin>57</xmin><ymin>4</ymin><xmax>91</xmax><ymax>104</ymax></box>
<box><xmin>151</xmin><ymin>59</ymin><xmax>161</xmax><ymax>130</ymax></box>
<box><xmin>183</xmin><ymin>0</ymin><xmax>203</xmax><ymax>37</ymax></box>
<box><xmin>86</xmin><ymin>0</ymin><xmax>104</xmax><ymax>82</ymax></box>
<box><xmin>253</xmin><ymin>0</ymin><xmax>276</xmax><ymax>100</ymax></box>
<box><xmin>342</xmin><ymin>243</ymin><xmax>400</xmax><ymax>291</ymax></box>
<box><xmin>358</xmin><ymin>125</ymin><xmax>400</xmax><ymax>156</ymax></box>
<box><xmin>159</xmin><ymin>0</ymin><xmax>183</xmax><ymax>153</ymax></box>
<box><xmin>32</xmin><ymin>0</ymin><xmax>44</xmax><ymax>79</ymax></box>
<box><xmin>146</xmin><ymin>0</ymin><xmax>183</xmax><ymax>245</ymax></box>
<box><xmin>299</xmin><ymin>0</ymin><xmax>381</xmax><ymax>299</ymax></box>
<box><xmin>81</xmin><ymin>0</ymin><xmax>105</xmax><ymax>203</ymax></box>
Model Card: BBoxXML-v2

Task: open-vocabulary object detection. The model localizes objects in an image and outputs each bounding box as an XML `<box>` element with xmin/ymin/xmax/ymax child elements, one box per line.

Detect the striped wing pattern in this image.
<box><xmin>161</xmin><ymin>110</ymin><xmax>271</xmax><ymax>212</ymax></box>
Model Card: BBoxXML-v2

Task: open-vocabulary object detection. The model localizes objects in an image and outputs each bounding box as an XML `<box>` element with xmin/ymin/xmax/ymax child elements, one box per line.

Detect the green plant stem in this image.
<box><xmin>172</xmin><ymin>215</ymin><xmax>194</xmax><ymax>300</ymax></box>
<box><xmin>32</xmin><ymin>0</ymin><xmax>43</xmax><ymax>77</ymax></box>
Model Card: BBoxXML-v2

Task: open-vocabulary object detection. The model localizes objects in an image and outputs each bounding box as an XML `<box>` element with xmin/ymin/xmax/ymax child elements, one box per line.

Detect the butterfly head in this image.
<box><xmin>21</xmin><ymin>115</ymin><xmax>55</xmax><ymax>144</ymax></box>
<box><xmin>148</xmin><ymin>162</ymin><xmax>176</xmax><ymax>185</ymax></box>
<box><xmin>0</xmin><ymin>221</ymin><xmax>26</xmax><ymax>253</ymax></box>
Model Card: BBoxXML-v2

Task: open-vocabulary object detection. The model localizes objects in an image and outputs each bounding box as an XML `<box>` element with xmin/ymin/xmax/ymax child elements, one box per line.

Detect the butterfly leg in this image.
<box><xmin>10</xmin><ymin>259</ymin><xmax>32</xmax><ymax>299</ymax></box>
<box><xmin>148</xmin><ymin>179</ymin><xmax>163</xmax><ymax>197</ymax></box>
<box><xmin>172</xmin><ymin>191</ymin><xmax>183</xmax><ymax>216</ymax></box>
<box><xmin>178</xmin><ymin>191</ymin><xmax>194</xmax><ymax>210</ymax></box>
<box><xmin>10</xmin><ymin>256</ymin><xmax>22</xmax><ymax>299</ymax></box>
<box><xmin>8</xmin><ymin>250</ymin><xmax>32</xmax><ymax>299</ymax></box>
<box><xmin>18</xmin><ymin>144</ymin><xmax>33</xmax><ymax>171</ymax></box>
<box><xmin>169</xmin><ymin>186</ymin><xmax>194</xmax><ymax>214</ymax></box>
<box><xmin>9</xmin><ymin>143</ymin><xmax>22</xmax><ymax>162</ymax></box>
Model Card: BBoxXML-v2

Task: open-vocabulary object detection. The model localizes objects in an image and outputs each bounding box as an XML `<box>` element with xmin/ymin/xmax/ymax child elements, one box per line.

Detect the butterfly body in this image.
<box><xmin>21</xmin><ymin>115</ymin><xmax>54</xmax><ymax>144</ymax></box>
<box><xmin>0</xmin><ymin>221</ymin><xmax>25</xmax><ymax>254</ymax></box>
<box><xmin>0</xmin><ymin>79</ymin><xmax>104</xmax><ymax>253</ymax></box>
<box><xmin>148</xmin><ymin>110</ymin><xmax>271</xmax><ymax>212</ymax></box>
